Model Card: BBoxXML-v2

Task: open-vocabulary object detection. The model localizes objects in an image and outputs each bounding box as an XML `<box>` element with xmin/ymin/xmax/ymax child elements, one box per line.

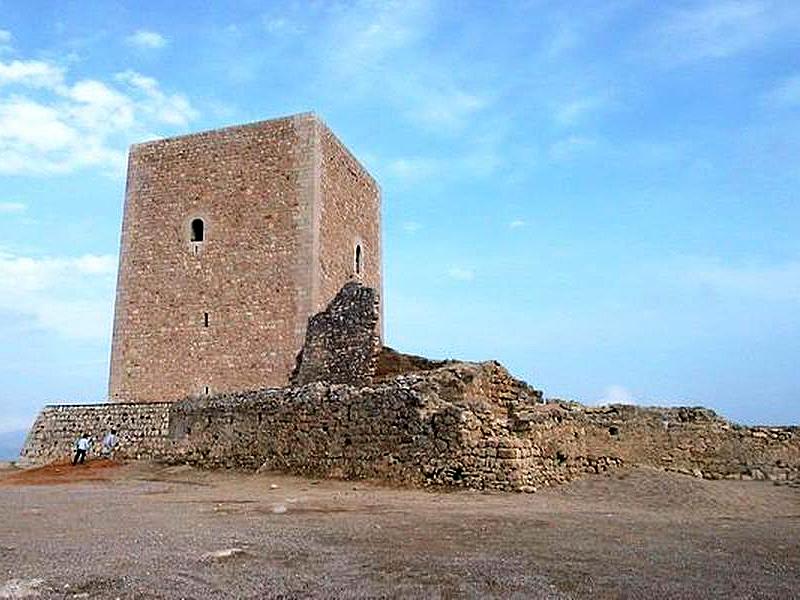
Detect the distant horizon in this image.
<box><xmin>2</xmin><ymin>1</ymin><xmax>799</xmax><ymax>430</ymax></box>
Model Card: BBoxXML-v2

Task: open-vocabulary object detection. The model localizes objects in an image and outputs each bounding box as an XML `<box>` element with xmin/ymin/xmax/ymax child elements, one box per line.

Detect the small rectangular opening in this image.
<box><xmin>204</xmin><ymin>386</ymin><xmax>209</xmax><ymax>395</ymax></box>
<box><xmin>204</xmin><ymin>312</ymin><xmax>209</xmax><ymax>327</ymax></box>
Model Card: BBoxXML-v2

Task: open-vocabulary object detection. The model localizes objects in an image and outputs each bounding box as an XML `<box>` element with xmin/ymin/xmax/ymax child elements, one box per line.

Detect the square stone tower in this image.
<box><xmin>108</xmin><ymin>113</ymin><xmax>382</xmax><ymax>403</ymax></box>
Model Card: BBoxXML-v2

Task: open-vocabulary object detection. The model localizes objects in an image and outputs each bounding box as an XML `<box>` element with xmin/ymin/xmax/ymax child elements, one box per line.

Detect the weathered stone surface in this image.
<box><xmin>374</xmin><ymin>346</ymin><xmax>451</xmax><ymax>380</ymax></box>
<box><xmin>109</xmin><ymin>113</ymin><xmax>382</xmax><ymax>403</ymax></box>
<box><xmin>290</xmin><ymin>281</ymin><xmax>380</xmax><ymax>386</ymax></box>
<box><xmin>19</xmin><ymin>402</ymin><xmax>172</xmax><ymax>466</ymax></box>
<box><xmin>19</xmin><ymin>360</ymin><xmax>800</xmax><ymax>490</ymax></box>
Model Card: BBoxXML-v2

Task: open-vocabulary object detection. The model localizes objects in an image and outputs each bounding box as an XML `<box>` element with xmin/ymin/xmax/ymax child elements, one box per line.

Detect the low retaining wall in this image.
<box><xmin>20</xmin><ymin>402</ymin><xmax>172</xmax><ymax>465</ymax></box>
<box><xmin>18</xmin><ymin>362</ymin><xmax>800</xmax><ymax>490</ymax></box>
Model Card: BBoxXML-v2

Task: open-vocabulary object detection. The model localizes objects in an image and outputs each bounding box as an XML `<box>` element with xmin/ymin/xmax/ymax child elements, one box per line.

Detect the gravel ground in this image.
<box><xmin>1</xmin><ymin>461</ymin><xmax>798</xmax><ymax>599</ymax></box>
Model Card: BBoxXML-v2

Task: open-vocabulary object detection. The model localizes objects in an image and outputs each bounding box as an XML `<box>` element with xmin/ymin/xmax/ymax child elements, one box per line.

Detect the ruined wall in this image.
<box><xmin>162</xmin><ymin>361</ymin><xmax>548</xmax><ymax>488</ymax></box>
<box><xmin>21</xmin><ymin>362</ymin><xmax>800</xmax><ymax>490</ymax></box>
<box><xmin>555</xmin><ymin>404</ymin><xmax>800</xmax><ymax>482</ymax></box>
<box><xmin>109</xmin><ymin>113</ymin><xmax>382</xmax><ymax>403</ymax></box>
<box><xmin>19</xmin><ymin>403</ymin><xmax>172</xmax><ymax>465</ymax></box>
<box><xmin>291</xmin><ymin>282</ymin><xmax>381</xmax><ymax>386</ymax></box>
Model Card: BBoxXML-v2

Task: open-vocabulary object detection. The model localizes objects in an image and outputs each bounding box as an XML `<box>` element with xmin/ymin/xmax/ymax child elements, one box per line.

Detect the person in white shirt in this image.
<box><xmin>72</xmin><ymin>433</ymin><xmax>91</xmax><ymax>466</ymax></box>
<box><xmin>101</xmin><ymin>429</ymin><xmax>118</xmax><ymax>458</ymax></box>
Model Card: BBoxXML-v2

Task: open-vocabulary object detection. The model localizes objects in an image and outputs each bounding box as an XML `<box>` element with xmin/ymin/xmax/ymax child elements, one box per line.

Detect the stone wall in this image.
<box><xmin>19</xmin><ymin>403</ymin><xmax>172</xmax><ymax>465</ymax></box>
<box><xmin>109</xmin><ymin>113</ymin><xmax>382</xmax><ymax>403</ymax></box>
<box><xmin>290</xmin><ymin>282</ymin><xmax>381</xmax><ymax>386</ymax></box>
<box><xmin>161</xmin><ymin>361</ymin><xmax>550</xmax><ymax>488</ymax></box>
<box><xmin>316</xmin><ymin>123</ymin><xmax>383</xmax><ymax>333</ymax></box>
<box><xmin>20</xmin><ymin>361</ymin><xmax>800</xmax><ymax>490</ymax></box>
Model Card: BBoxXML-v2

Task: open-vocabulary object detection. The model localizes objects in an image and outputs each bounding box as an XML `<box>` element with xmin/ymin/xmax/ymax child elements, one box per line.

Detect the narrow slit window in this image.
<box><xmin>191</xmin><ymin>218</ymin><xmax>205</xmax><ymax>242</ymax></box>
<box><xmin>204</xmin><ymin>386</ymin><xmax>209</xmax><ymax>395</ymax></box>
<box><xmin>203</xmin><ymin>312</ymin><xmax>209</xmax><ymax>327</ymax></box>
<box><xmin>355</xmin><ymin>244</ymin><xmax>362</xmax><ymax>275</ymax></box>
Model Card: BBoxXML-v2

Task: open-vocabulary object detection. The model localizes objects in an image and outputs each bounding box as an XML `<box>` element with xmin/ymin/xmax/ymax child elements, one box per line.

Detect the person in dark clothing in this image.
<box><xmin>73</xmin><ymin>433</ymin><xmax>91</xmax><ymax>465</ymax></box>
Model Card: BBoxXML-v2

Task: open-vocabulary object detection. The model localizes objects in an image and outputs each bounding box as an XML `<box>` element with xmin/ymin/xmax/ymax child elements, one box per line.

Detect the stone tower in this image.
<box><xmin>108</xmin><ymin>113</ymin><xmax>382</xmax><ymax>403</ymax></box>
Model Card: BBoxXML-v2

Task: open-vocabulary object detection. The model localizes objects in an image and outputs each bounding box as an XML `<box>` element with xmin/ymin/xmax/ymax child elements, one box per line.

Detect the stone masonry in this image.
<box><xmin>19</xmin><ymin>361</ymin><xmax>800</xmax><ymax>489</ymax></box>
<box><xmin>21</xmin><ymin>283</ymin><xmax>800</xmax><ymax>491</ymax></box>
<box><xmin>20</xmin><ymin>402</ymin><xmax>172</xmax><ymax>465</ymax></box>
<box><xmin>108</xmin><ymin>113</ymin><xmax>381</xmax><ymax>403</ymax></box>
<box><xmin>290</xmin><ymin>281</ymin><xmax>381</xmax><ymax>386</ymax></box>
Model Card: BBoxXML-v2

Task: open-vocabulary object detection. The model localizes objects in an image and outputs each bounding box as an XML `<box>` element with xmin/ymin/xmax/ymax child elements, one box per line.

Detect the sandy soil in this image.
<box><xmin>0</xmin><ymin>461</ymin><xmax>798</xmax><ymax>599</ymax></box>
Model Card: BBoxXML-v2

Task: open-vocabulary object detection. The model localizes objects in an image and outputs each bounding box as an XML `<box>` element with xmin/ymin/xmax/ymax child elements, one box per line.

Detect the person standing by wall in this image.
<box><xmin>72</xmin><ymin>433</ymin><xmax>91</xmax><ymax>466</ymax></box>
<box><xmin>100</xmin><ymin>429</ymin><xmax>118</xmax><ymax>459</ymax></box>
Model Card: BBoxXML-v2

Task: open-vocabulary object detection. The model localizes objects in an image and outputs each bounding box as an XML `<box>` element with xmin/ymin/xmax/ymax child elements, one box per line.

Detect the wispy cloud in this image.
<box><xmin>402</xmin><ymin>221</ymin><xmax>422</xmax><ymax>233</ymax></box>
<box><xmin>555</xmin><ymin>91</ymin><xmax>614</xmax><ymax>126</ymax></box>
<box><xmin>549</xmin><ymin>135</ymin><xmax>596</xmax><ymax>161</ymax></box>
<box><xmin>385</xmin><ymin>156</ymin><xmax>439</xmax><ymax>181</ymax></box>
<box><xmin>263</xmin><ymin>15</ymin><xmax>303</xmax><ymax>36</ymax></box>
<box><xmin>763</xmin><ymin>74</ymin><xmax>800</xmax><ymax>108</ymax></box>
<box><xmin>406</xmin><ymin>85</ymin><xmax>488</xmax><ymax>131</ymax></box>
<box><xmin>509</xmin><ymin>219</ymin><xmax>526</xmax><ymax>229</ymax></box>
<box><xmin>383</xmin><ymin>145</ymin><xmax>504</xmax><ymax>184</ymax></box>
<box><xmin>649</xmin><ymin>0</ymin><xmax>800</xmax><ymax>65</ymax></box>
<box><xmin>447</xmin><ymin>267</ymin><xmax>475</xmax><ymax>281</ymax></box>
<box><xmin>0</xmin><ymin>57</ymin><xmax>197</xmax><ymax>175</ymax></box>
<box><xmin>678</xmin><ymin>256</ymin><xmax>800</xmax><ymax>302</ymax></box>
<box><xmin>0</xmin><ymin>251</ymin><xmax>117</xmax><ymax>340</ymax></box>
<box><xmin>543</xmin><ymin>23</ymin><xmax>579</xmax><ymax>58</ymax></box>
<box><xmin>323</xmin><ymin>0</ymin><xmax>490</xmax><ymax>132</ymax></box>
<box><xmin>0</xmin><ymin>202</ymin><xmax>26</xmax><ymax>214</ymax></box>
<box><xmin>0</xmin><ymin>29</ymin><xmax>12</xmax><ymax>51</ymax></box>
<box><xmin>126</xmin><ymin>30</ymin><xmax>168</xmax><ymax>49</ymax></box>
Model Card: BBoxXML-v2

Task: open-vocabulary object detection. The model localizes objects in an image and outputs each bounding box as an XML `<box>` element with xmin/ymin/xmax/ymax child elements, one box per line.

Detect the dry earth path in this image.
<box><xmin>0</xmin><ymin>461</ymin><xmax>798</xmax><ymax>599</ymax></box>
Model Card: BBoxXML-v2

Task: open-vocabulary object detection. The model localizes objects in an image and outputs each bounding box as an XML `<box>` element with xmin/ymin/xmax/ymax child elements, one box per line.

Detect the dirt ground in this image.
<box><xmin>0</xmin><ymin>461</ymin><xmax>798</xmax><ymax>599</ymax></box>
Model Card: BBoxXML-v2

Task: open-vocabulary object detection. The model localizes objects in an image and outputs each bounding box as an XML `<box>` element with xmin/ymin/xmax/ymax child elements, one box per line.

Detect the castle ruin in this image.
<box><xmin>18</xmin><ymin>114</ymin><xmax>800</xmax><ymax>491</ymax></box>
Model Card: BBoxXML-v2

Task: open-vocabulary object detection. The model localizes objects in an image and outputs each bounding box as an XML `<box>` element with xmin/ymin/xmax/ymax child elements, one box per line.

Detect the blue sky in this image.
<box><xmin>1</xmin><ymin>0</ymin><xmax>799</xmax><ymax>432</ymax></box>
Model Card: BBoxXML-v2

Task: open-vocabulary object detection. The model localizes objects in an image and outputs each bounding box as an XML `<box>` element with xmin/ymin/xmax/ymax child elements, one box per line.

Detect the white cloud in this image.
<box><xmin>509</xmin><ymin>219</ymin><xmax>526</xmax><ymax>229</ymax></box>
<box><xmin>116</xmin><ymin>71</ymin><xmax>198</xmax><ymax>126</ymax></box>
<box><xmin>402</xmin><ymin>221</ymin><xmax>422</xmax><ymax>233</ymax></box>
<box><xmin>600</xmin><ymin>385</ymin><xmax>635</xmax><ymax>405</ymax></box>
<box><xmin>0</xmin><ymin>59</ymin><xmax>65</xmax><ymax>88</ymax></box>
<box><xmin>0</xmin><ymin>202</ymin><xmax>25</xmax><ymax>214</ymax></box>
<box><xmin>0</xmin><ymin>57</ymin><xmax>197</xmax><ymax>176</ymax></box>
<box><xmin>650</xmin><ymin>1</ymin><xmax>800</xmax><ymax>65</ymax></box>
<box><xmin>126</xmin><ymin>30</ymin><xmax>168</xmax><ymax>49</ymax></box>
<box><xmin>447</xmin><ymin>267</ymin><xmax>475</xmax><ymax>281</ymax></box>
<box><xmin>549</xmin><ymin>136</ymin><xmax>596</xmax><ymax>161</ymax></box>
<box><xmin>764</xmin><ymin>74</ymin><xmax>800</xmax><ymax>108</ymax></box>
<box><xmin>0</xmin><ymin>251</ymin><xmax>116</xmax><ymax>340</ymax></box>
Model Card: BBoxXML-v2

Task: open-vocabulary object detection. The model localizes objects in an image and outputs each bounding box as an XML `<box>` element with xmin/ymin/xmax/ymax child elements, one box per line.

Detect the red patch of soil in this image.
<box><xmin>0</xmin><ymin>459</ymin><xmax>124</xmax><ymax>486</ymax></box>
